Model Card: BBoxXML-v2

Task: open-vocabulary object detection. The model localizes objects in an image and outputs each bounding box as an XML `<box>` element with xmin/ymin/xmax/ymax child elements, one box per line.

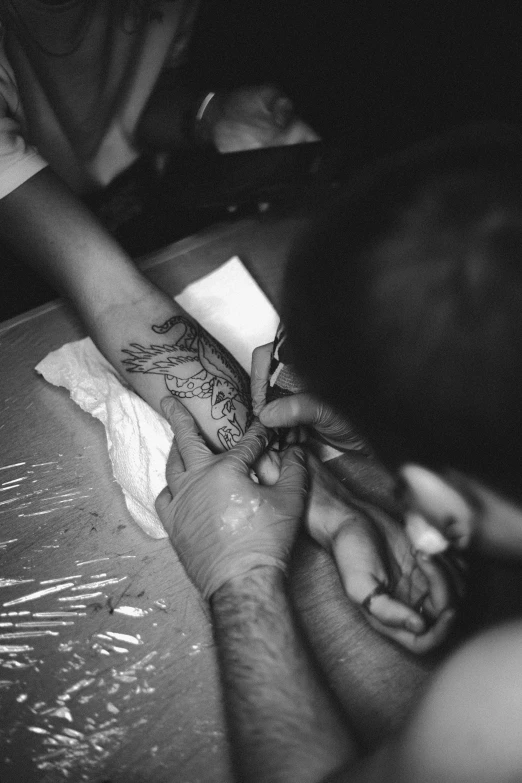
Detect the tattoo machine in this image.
<box><xmin>266</xmin><ymin>324</ymin><xmax>364</xmax><ymax>471</ymax></box>
<box><xmin>266</xmin><ymin>323</ymin><xmax>307</xmax><ymax>450</ymax></box>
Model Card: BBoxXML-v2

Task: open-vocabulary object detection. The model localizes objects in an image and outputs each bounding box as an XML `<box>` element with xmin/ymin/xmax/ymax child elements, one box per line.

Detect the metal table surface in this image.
<box><xmin>0</xmin><ymin>213</ymin><xmax>305</xmax><ymax>783</ymax></box>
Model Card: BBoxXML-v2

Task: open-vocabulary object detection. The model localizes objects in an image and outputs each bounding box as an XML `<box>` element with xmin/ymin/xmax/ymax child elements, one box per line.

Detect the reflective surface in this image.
<box><xmin>0</xmin><ymin>213</ymin><xmax>304</xmax><ymax>782</ymax></box>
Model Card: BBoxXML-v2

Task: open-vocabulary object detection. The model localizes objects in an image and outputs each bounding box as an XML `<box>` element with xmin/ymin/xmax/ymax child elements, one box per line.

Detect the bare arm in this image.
<box><xmin>0</xmin><ymin>168</ymin><xmax>250</xmax><ymax>450</ymax></box>
<box><xmin>211</xmin><ymin>567</ymin><xmax>354</xmax><ymax>783</ymax></box>
<box><xmin>213</xmin><ymin>558</ymin><xmax>522</xmax><ymax>783</ymax></box>
<box><xmin>158</xmin><ymin>398</ymin><xmax>522</xmax><ymax>783</ymax></box>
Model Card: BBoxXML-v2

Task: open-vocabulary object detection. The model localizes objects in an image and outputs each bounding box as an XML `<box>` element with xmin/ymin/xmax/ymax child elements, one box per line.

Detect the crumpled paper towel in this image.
<box><xmin>35</xmin><ymin>257</ymin><xmax>279</xmax><ymax>538</ymax></box>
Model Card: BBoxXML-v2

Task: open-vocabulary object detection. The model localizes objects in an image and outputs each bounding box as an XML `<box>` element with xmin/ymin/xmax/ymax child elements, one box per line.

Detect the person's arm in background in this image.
<box><xmin>135</xmin><ymin>70</ymin><xmax>319</xmax><ymax>153</ymax></box>
<box><xmin>0</xmin><ymin>167</ymin><xmax>250</xmax><ymax>451</ymax></box>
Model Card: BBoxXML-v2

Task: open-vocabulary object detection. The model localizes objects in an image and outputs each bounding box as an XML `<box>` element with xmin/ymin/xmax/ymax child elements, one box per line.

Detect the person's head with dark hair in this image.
<box><xmin>283</xmin><ymin>123</ymin><xmax>522</xmax><ymax>524</ymax></box>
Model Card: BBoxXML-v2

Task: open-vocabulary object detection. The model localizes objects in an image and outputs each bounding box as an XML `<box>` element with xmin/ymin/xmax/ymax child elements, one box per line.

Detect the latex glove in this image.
<box><xmin>209</xmin><ymin>85</ymin><xmax>320</xmax><ymax>153</ymax></box>
<box><xmin>156</xmin><ymin>397</ymin><xmax>307</xmax><ymax>600</ymax></box>
<box><xmin>307</xmin><ymin>453</ymin><xmax>458</xmax><ymax>653</ymax></box>
<box><xmin>251</xmin><ymin>342</ymin><xmax>368</xmax><ymax>453</ymax></box>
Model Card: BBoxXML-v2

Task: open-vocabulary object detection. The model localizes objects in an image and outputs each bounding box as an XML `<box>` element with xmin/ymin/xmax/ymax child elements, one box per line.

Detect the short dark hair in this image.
<box><xmin>283</xmin><ymin>123</ymin><xmax>522</xmax><ymax>498</ymax></box>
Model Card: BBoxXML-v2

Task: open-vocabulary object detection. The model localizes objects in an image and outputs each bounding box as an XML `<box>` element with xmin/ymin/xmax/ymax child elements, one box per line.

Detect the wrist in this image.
<box><xmin>211</xmin><ymin>565</ymin><xmax>286</xmax><ymax>605</ymax></box>
<box><xmin>91</xmin><ymin>279</ymin><xmax>175</xmax><ymax>331</ymax></box>
<box><xmin>199</xmin><ymin>552</ymin><xmax>288</xmax><ymax>603</ymax></box>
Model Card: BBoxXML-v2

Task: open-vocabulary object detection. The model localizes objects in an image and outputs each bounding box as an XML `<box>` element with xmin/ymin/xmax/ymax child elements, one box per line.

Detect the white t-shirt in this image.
<box><xmin>0</xmin><ymin>0</ymin><xmax>199</xmax><ymax>199</ymax></box>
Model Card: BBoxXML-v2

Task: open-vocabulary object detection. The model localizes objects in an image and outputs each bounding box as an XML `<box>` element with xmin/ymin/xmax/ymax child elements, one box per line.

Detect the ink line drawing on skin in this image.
<box><xmin>122</xmin><ymin>315</ymin><xmax>252</xmax><ymax>450</ymax></box>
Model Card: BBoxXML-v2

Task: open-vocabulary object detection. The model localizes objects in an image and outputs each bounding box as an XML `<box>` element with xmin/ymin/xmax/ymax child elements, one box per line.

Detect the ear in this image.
<box><xmin>400</xmin><ymin>464</ymin><xmax>475</xmax><ymax>551</ymax></box>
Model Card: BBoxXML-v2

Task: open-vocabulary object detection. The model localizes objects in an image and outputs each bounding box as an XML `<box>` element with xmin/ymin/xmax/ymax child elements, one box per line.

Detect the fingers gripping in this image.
<box><xmin>161</xmin><ymin>396</ymin><xmax>210</xmax><ymax>470</ymax></box>
<box><xmin>331</xmin><ymin>522</ymin><xmax>387</xmax><ymax>604</ymax></box>
<box><xmin>276</xmin><ymin>446</ymin><xmax>308</xmax><ymax>498</ymax></box>
<box><xmin>165</xmin><ymin>434</ymin><xmax>184</xmax><ymax>478</ymax></box>
<box><xmin>260</xmin><ymin>393</ymin><xmax>310</xmax><ymax>429</ymax></box>
<box><xmin>251</xmin><ymin>343</ymin><xmax>273</xmax><ymax>416</ymax></box>
<box><xmin>227</xmin><ymin>420</ymin><xmax>270</xmax><ymax>471</ymax></box>
<box><xmin>332</xmin><ymin>523</ymin><xmax>426</xmax><ymax>635</ymax></box>
<box><xmin>261</xmin><ymin>393</ymin><xmax>364</xmax><ymax>451</ymax></box>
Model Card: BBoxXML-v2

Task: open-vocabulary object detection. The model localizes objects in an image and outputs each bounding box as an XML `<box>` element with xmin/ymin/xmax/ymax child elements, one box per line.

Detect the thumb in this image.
<box><xmin>276</xmin><ymin>445</ymin><xmax>308</xmax><ymax>495</ymax></box>
<box><xmin>227</xmin><ymin>419</ymin><xmax>270</xmax><ymax>471</ymax></box>
<box><xmin>161</xmin><ymin>396</ymin><xmax>210</xmax><ymax>469</ymax></box>
<box><xmin>260</xmin><ymin>393</ymin><xmax>312</xmax><ymax>429</ymax></box>
<box><xmin>251</xmin><ymin>342</ymin><xmax>273</xmax><ymax>416</ymax></box>
<box><xmin>261</xmin><ymin>393</ymin><xmax>338</xmax><ymax>432</ymax></box>
<box><xmin>155</xmin><ymin>485</ymin><xmax>172</xmax><ymax>521</ymax></box>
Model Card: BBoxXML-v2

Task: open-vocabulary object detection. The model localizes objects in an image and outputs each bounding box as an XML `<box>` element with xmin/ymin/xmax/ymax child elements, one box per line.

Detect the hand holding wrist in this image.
<box><xmin>168</xmin><ymin>484</ymin><xmax>295</xmax><ymax>600</ymax></box>
<box><xmin>156</xmin><ymin>398</ymin><xmax>307</xmax><ymax>601</ymax></box>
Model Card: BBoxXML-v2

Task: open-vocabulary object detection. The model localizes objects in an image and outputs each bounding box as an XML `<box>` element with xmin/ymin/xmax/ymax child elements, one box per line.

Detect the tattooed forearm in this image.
<box><xmin>122</xmin><ymin>316</ymin><xmax>252</xmax><ymax>450</ymax></box>
<box><xmin>151</xmin><ymin>316</ymin><xmax>181</xmax><ymax>335</ymax></box>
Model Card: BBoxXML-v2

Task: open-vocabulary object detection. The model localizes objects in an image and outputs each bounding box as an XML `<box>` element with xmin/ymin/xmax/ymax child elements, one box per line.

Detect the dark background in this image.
<box><xmin>192</xmin><ymin>1</ymin><xmax>522</xmax><ymax>152</ymax></box>
<box><xmin>2</xmin><ymin>0</ymin><xmax>522</xmax><ymax>319</ymax></box>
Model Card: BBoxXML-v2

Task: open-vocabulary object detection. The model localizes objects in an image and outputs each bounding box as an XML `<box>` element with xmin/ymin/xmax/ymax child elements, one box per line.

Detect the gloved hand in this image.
<box><xmin>251</xmin><ymin>342</ymin><xmax>368</xmax><ymax>453</ymax></box>
<box><xmin>156</xmin><ymin>396</ymin><xmax>307</xmax><ymax>600</ymax></box>
<box><xmin>252</xmin><ymin>342</ymin><xmax>460</xmax><ymax>652</ymax></box>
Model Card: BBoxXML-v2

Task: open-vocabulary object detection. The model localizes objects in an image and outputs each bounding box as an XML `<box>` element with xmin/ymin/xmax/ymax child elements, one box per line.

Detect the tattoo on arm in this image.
<box><xmin>122</xmin><ymin>316</ymin><xmax>252</xmax><ymax>449</ymax></box>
